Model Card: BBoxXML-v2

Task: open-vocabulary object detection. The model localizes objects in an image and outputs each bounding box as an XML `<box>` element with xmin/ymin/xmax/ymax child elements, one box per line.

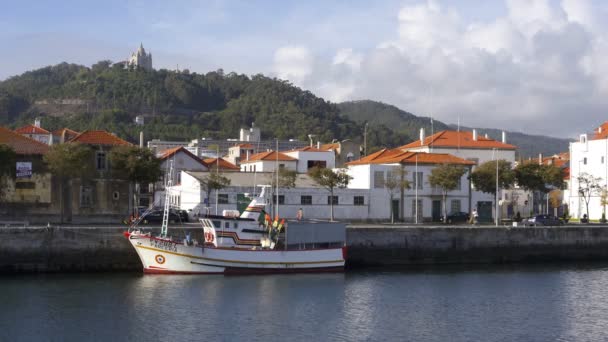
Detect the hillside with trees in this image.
<box><xmin>338</xmin><ymin>100</ymin><xmax>570</xmax><ymax>158</ymax></box>
<box><xmin>1</xmin><ymin>62</ymin><xmax>569</xmax><ymax>156</ymax></box>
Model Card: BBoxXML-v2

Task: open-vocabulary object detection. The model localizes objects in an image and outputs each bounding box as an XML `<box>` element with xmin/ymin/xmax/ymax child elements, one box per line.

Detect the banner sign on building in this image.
<box><xmin>16</xmin><ymin>162</ymin><xmax>32</xmax><ymax>178</ymax></box>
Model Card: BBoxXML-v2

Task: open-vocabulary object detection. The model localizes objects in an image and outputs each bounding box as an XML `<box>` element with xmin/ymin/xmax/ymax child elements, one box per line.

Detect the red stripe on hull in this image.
<box><xmin>143</xmin><ymin>268</ymin><xmax>224</xmax><ymax>275</ymax></box>
<box><xmin>143</xmin><ymin>266</ymin><xmax>344</xmax><ymax>275</ymax></box>
<box><xmin>223</xmin><ymin>266</ymin><xmax>344</xmax><ymax>275</ymax></box>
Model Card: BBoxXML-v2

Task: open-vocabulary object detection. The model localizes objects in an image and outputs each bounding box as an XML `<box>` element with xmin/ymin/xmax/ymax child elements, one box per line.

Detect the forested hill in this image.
<box><xmin>338</xmin><ymin>100</ymin><xmax>570</xmax><ymax>157</ymax></box>
<box><xmin>0</xmin><ymin>62</ymin><xmax>361</xmax><ymax>143</ymax></box>
<box><xmin>0</xmin><ymin>62</ymin><xmax>569</xmax><ymax>156</ymax></box>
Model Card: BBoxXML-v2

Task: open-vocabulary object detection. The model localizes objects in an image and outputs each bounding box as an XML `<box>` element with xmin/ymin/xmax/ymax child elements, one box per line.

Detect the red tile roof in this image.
<box><xmin>284</xmin><ymin>146</ymin><xmax>329</xmax><ymax>153</ymax></box>
<box><xmin>235</xmin><ymin>143</ymin><xmax>254</xmax><ymax>148</ymax></box>
<box><xmin>203</xmin><ymin>158</ymin><xmax>240</xmax><ymax>170</ymax></box>
<box><xmin>52</xmin><ymin>128</ymin><xmax>80</xmax><ymax>137</ymax></box>
<box><xmin>0</xmin><ymin>126</ymin><xmax>49</xmax><ymax>155</ymax></box>
<box><xmin>241</xmin><ymin>150</ymin><xmax>297</xmax><ymax>163</ymax></box>
<box><xmin>346</xmin><ymin>148</ymin><xmax>476</xmax><ymax>166</ymax></box>
<box><xmin>320</xmin><ymin>143</ymin><xmax>340</xmax><ymax>151</ymax></box>
<box><xmin>593</xmin><ymin>122</ymin><xmax>608</xmax><ymax>140</ymax></box>
<box><xmin>15</xmin><ymin>124</ymin><xmax>50</xmax><ymax>135</ymax></box>
<box><xmin>399</xmin><ymin>130</ymin><xmax>517</xmax><ymax>150</ymax></box>
<box><xmin>158</xmin><ymin>146</ymin><xmax>207</xmax><ymax>166</ymax></box>
<box><xmin>68</xmin><ymin>130</ymin><xmax>132</xmax><ymax>146</ymax></box>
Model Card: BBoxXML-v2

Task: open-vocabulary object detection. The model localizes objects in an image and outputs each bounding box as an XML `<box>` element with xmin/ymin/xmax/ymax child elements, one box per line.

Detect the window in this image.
<box><xmin>412</xmin><ymin>172</ymin><xmax>423</xmax><ymax>189</ymax></box>
<box><xmin>80</xmin><ymin>186</ymin><xmax>93</xmax><ymax>207</ymax></box>
<box><xmin>307</xmin><ymin>160</ymin><xmax>327</xmax><ymax>169</ymax></box>
<box><xmin>328</xmin><ymin>196</ymin><xmax>338</xmax><ymax>205</ymax></box>
<box><xmin>15</xmin><ymin>182</ymin><xmax>35</xmax><ymax>189</ymax></box>
<box><xmin>456</xmin><ymin>177</ymin><xmax>462</xmax><ymax>191</ymax></box>
<box><xmin>301</xmin><ymin>195</ymin><xmax>312</xmax><ymax>205</ymax></box>
<box><xmin>279</xmin><ymin>164</ymin><xmax>285</xmax><ymax>169</ymax></box>
<box><xmin>224</xmin><ymin>222</ymin><xmax>230</xmax><ymax>229</ymax></box>
<box><xmin>584</xmin><ymin>157</ymin><xmax>587</xmax><ymax>165</ymax></box>
<box><xmin>354</xmin><ymin>196</ymin><xmax>365</xmax><ymax>206</ymax></box>
<box><xmin>272</xmin><ymin>195</ymin><xmax>285</xmax><ymax>205</ymax></box>
<box><xmin>96</xmin><ymin>151</ymin><xmax>107</xmax><ymax>170</ymax></box>
<box><xmin>450</xmin><ymin>200</ymin><xmax>461</xmax><ymax>213</ymax></box>
<box><xmin>602</xmin><ymin>156</ymin><xmax>605</xmax><ymax>164</ymax></box>
<box><xmin>218</xmin><ymin>194</ymin><xmax>229</xmax><ymax>204</ymax></box>
<box><xmin>112</xmin><ymin>191</ymin><xmax>120</xmax><ymax>200</ymax></box>
<box><xmin>374</xmin><ymin>171</ymin><xmax>385</xmax><ymax>188</ymax></box>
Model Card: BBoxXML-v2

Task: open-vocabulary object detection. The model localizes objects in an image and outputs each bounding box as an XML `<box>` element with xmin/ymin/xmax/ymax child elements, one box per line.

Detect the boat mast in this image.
<box><xmin>161</xmin><ymin>159</ymin><xmax>174</xmax><ymax>237</ymax></box>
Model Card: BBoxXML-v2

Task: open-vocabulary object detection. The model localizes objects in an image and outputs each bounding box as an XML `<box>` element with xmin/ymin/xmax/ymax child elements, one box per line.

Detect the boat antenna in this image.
<box><xmin>161</xmin><ymin>159</ymin><xmax>174</xmax><ymax>237</ymax></box>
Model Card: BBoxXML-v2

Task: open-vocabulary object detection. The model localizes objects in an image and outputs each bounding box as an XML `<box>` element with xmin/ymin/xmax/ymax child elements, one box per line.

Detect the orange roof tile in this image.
<box><xmin>320</xmin><ymin>143</ymin><xmax>340</xmax><ymax>151</ymax></box>
<box><xmin>284</xmin><ymin>146</ymin><xmax>329</xmax><ymax>153</ymax></box>
<box><xmin>0</xmin><ymin>126</ymin><xmax>49</xmax><ymax>155</ymax></box>
<box><xmin>69</xmin><ymin>130</ymin><xmax>132</xmax><ymax>146</ymax></box>
<box><xmin>158</xmin><ymin>146</ymin><xmax>207</xmax><ymax>166</ymax></box>
<box><xmin>399</xmin><ymin>130</ymin><xmax>517</xmax><ymax>150</ymax></box>
<box><xmin>15</xmin><ymin>124</ymin><xmax>50</xmax><ymax>135</ymax></box>
<box><xmin>51</xmin><ymin>128</ymin><xmax>80</xmax><ymax>137</ymax></box>
<box><xmin>346</xmin><ymin>148</ymin><xmax>475</xmax><ymax>166</ymax></box>
<box><xmin>593</xmin><ymin>122</ymin><xmax>608</xmax><ymax>140</ymax></box>
<box><xmin>235</xmin><ymin>143</ymin><xmax>254</xmax><ymax>148</ymax></box>
<box><xmin>241</xmin><ymin>150</ymin><xmax>297</xmax><ymax>163</ymax></box>
<box><xmin>203</xmin><ymin>158</ymin><xmax>240</xmax><ymax>170</ymax></box>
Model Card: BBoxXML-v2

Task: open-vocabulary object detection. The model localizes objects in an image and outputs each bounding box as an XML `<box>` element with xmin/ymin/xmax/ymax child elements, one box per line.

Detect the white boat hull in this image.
<box><xmin>125</xmin><ymin>231</ymin><xmax>346</xmax><ymax>274</ymax></box>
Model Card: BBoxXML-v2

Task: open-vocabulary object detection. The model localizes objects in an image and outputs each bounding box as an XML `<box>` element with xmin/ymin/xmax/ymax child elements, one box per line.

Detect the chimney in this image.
<box><xmin>419</xmin><ymin>128</ymin><xmax>425</xmax><ymax>144</ymax></box>
<box><xmin>501</xmin><ymin>131</ymin><xmax>507</xmax><ymax>144</ymax></box>
<box><xmin>317</xmin><ymin>141</ymin><xmax>321</xmax><ymax>149</ymax></box>
<box><xmin>34</xmin><ymin>118</ymin><xmax>41</xmax><ymax>128</ymax></box>
<box><xmin>484</xmin><ymin>133</ymin><xmax>489</xmax><ymax>139</ymax></box>
<box><xmin>139</xmin><ymin>131</ymin><xmax>144</xmax><ymax>148</ymax></box>
<box><xmin>472</xmin><ymin>129</ymin><xmax>478</xmax><ymax>141</ymax></box>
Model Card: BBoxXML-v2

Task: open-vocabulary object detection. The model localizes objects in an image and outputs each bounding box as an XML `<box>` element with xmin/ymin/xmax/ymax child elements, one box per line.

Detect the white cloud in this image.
<box><xmin>272</xmin><ymin>46</ymin><xmax>314</xmax><ymax>84</ymax></box>
<box><xmin>271</xmin><ymin>0</ymin><xmax>608</xmax><ymax>137</ymax></box>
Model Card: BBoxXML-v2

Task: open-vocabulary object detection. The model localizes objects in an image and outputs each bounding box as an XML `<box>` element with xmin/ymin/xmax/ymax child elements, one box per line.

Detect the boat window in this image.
<box><xmin>224</xmin><ymin>222</ymin><xmax>230</xmax><ymax>229</ymax></box>
<box><xmin>234</xmin><ymin>222</ymin><xmax>238</xmax><ymax>229</ymax></box>
<box><xmin>212</xmin><ymin>220</ymin><xmax>221</xmax><ymax>228</ymax></box>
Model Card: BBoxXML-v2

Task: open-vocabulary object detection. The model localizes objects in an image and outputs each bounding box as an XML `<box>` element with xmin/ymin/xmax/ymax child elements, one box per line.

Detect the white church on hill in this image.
<box><xmin>127</xmin><ymin>43</ymin><xmax>153</xmax><ymax>71</ymax></box>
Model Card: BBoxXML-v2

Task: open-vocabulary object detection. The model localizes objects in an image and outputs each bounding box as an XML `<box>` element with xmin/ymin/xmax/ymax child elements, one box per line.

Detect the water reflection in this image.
<box><xmin>2</xmin><ymin>264</ymin><xmax>608</xmax><ymax>341</ymax></box>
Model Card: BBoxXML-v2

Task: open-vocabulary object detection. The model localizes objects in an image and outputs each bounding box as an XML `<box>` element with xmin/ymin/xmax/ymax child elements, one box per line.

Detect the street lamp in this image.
<box><xmin>493</xmin><ymin>148</ymin><xmax>499</xmax><ymax>227</ymax></box>
<box><xmin>363</xmin><ymin>123</ymin><xmax>369</xmax><ymax>157</ymax></box>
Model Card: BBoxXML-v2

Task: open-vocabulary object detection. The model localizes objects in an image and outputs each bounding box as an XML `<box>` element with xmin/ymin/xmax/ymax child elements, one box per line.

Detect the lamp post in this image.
<box><xmin>363</xmin><ymin>123</ymin><xmax>369</xmax><ymax>157</ymax></box>
<box><xmin>415</xmin><ymin>153</ymin><xmax>418</xmax><ymax>224</ymax></box>
<box><xmin>493</xmin><ymin>148</ymin><xmax>499</xmax><ymax>227</ymax></box>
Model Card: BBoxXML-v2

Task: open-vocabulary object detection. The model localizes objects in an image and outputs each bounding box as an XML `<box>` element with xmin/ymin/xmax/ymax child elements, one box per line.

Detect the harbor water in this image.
<box><xmin>2</xmin><ymin>264</ymin><xmax>608</xmax><ymax>341</ymax></box>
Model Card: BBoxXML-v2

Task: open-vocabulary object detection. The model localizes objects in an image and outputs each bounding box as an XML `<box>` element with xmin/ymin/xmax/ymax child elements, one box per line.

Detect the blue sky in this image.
<box><xmin>2</xmin><ymin>0</ymin><xmax>607</xmax><ymax>137</ymax></box>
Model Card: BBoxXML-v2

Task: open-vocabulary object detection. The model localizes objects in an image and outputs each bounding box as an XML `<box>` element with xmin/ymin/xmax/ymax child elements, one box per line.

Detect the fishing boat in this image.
<box><xmin>124</xmin><ymin>162</ymin><xmax>346</xmax><ymax>275</ymax></box>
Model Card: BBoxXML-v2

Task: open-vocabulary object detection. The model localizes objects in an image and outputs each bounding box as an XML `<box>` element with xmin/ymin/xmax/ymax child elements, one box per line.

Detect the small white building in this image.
<box><xmin>240</xmin><ymin>150</ymin><xmax>297</xmax><ymax>173</ymax></box>
<box><xmin>569</xmin><ymin>122</ymin><xmax>608</xmax><ymax>220</ymax></box>
<box><xmin>15</xmin><ymin>119</ymin><xmax>52</xmax><ymax>145</ymax></box>
<box><xmin>400</xmin><ymin>129</ymin><xmax>516</xmax><ymax>221</ymax></box>
<box><xmin>346</xmin><ymin>149</ymin><xmax>475</xmax><ymax>222</ymax></box>
<box><xmin>283</xmin><ymin>146</ymin><xmax>336</xmax><ymax>173</ymax></box>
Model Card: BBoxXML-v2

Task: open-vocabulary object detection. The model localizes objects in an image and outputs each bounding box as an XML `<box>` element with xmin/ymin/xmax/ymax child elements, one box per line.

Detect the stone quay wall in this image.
<box><xmin>2</xmin><ymin>225</ymin><xmax>608</xmax><ymax>273</ymax></box>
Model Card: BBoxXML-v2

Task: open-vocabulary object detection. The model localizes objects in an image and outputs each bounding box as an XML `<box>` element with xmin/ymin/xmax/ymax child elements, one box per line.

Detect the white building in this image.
<box><xmin>15</xmin><ymin>119</ymin><xmax>52</xmax><ymax>145</ymax></box>
<box><xmin>240</xmin><ymin>151</ymin><xmax>297</xmax><ymax>173</ymax></box>
<box><xmin>400</xmin><ymin>129</ymin><xmax>516</xmax><ymax>222</ymax></box>
<box><xmin>346</xmin><ymin>149</ymin><xmax>475</xmax><ymax>222</ymax></box>
<box><xmin>283</xmin><ymin>146</ymin><xmax>336</xmax><ymax>173</ymax></box>
<box><xmin>239</xmin><ymin>123</ymin><xmax>261</xmax><ymax>142</ymax></box>
<box><xmin>128</xmin><ymin>43</ymin><xmax>152</xmax><ymax>71</ymax></box>
<box><xmin>569</xmin><ymin>122</ymin><xmax>608</xmax><ymax>220</ymax></box>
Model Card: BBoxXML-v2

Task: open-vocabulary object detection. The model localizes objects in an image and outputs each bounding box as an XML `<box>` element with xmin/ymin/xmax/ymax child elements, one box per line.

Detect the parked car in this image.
<box><xmin>443</xmin><ymin>211</ymin><xmax>470</xmax><ymax>224</ymax></box>
<box><xmin>525</xmin><ymin>214</ymin><xmax>562</xmax><ymax>226</ymax></box>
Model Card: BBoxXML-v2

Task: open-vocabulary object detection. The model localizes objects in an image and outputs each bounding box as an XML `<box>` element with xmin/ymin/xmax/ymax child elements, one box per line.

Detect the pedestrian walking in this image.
<box><xmin>296</xmin><ymin>208</ymin><xmax>303</xmax><ymax>221</ymax></box>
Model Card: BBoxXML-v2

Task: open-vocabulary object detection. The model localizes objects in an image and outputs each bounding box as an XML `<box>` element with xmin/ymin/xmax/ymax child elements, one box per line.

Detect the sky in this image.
<box><xmin>2</xmin><ymin>0</ymin><xmax>608</xmax><ymax>138</ymax></box>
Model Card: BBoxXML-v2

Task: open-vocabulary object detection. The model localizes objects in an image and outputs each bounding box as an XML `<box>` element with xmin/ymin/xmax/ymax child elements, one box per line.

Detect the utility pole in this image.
<box><xmin>364</xmin><ymin>122</ymin><xmax>368</xmax><ymax>157</ymax></box>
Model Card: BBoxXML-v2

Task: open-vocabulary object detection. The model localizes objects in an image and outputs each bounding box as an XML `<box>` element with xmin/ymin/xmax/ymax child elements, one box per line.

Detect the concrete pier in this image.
<box><xmin>2</xmin><ymin>224</ymin><xmax>608</xmax><ymax>273</ymax></box>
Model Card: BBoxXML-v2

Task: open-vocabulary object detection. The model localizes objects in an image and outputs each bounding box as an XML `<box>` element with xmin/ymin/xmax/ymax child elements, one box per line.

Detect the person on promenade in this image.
<box><xmin>296</xmin><ymin>208</ymin><xmax>303</xmax><ymax>221</ymax></box>
<box><xmin>471</xmin><ymin>209</ymin><xmax>478</xmax><ymax>225</ymax></box>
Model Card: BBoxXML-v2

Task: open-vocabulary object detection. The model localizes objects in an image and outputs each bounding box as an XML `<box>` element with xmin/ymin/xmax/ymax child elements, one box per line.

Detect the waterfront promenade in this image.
<box><xmin>2</xmin><ymin>223</ymin><xmax>608</xmax><ymax>273</ymax></box>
